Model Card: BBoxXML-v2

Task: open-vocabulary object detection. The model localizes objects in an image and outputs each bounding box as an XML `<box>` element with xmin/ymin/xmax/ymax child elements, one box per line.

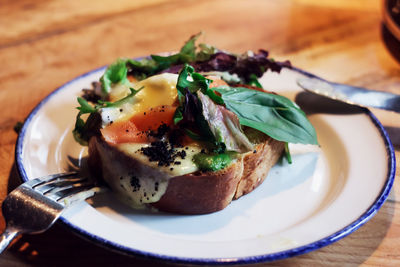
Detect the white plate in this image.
<box><xmin>15</xmin><ymin>65</ymin><xmax>395</xmax><ymax>265</ymax></box>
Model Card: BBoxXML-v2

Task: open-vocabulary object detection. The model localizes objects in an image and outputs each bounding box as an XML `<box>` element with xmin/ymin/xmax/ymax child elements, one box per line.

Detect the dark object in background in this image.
<box><xmin>382</xmin><ymin>0</ymin><xmax>400</xmax><ymax>61</ymax></box>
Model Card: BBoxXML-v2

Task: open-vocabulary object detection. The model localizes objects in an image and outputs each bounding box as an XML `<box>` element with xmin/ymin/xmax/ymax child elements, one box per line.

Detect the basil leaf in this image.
<box><xmin>214</xmin><ymin>87</ymin><xmax>318</xmax><ymax>145</ymax></box>
<box><xmin>214</xmin><ymin>86</ymin><xmax>300</xmax><ymax>109</ymax></box>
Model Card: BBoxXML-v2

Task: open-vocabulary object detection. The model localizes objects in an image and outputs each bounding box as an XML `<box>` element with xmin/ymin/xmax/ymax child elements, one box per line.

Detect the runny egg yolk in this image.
<box><xmin>108</xmin><ymin>73</ymin><xmax>178</xmax><ymax>122</ymax></box>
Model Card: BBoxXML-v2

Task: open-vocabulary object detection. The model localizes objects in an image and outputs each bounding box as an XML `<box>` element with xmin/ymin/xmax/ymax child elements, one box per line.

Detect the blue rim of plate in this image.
<box><xmin>15</xmin><ymin>65</ymin><xmax>396</xmax><ymax>265</ymax></box>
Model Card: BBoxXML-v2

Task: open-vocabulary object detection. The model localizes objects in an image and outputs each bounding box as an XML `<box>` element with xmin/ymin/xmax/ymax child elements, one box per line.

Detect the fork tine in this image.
<box><xmin>42</xmin><ymin>180</ymin><xmax>92</xmax><ymax>196</ymax></box>
<box><xmin>26</xmin><ymin>172</ymin><xmax>101</xmax><ymax>206</ymax></box>
<box><xmin>46</xmin><ymin>184</ymin><xmax>105</xmax><ymax>207</ymax></box>
<box><xmin>44</xmin><ymin>184</ymin><xmax>92</xmax><ymax>201</ymax></box>
<box><xmin>24</xmin><ymin>178</ymin><xmax>44</xmax><ymax>188</ymax></box>
<box><xmin>25</xmin><ymin>172</ymin><xmax>79</xmax><ymax>188</ymax></box>
<box><xmin>37</xmin><ymin>171</ymin><xmax>79</xmax><ymax>182</ymax></box>
<box><xmin>34</xmin><ymin>177</ymin><xmax>89</xmax><ymax>194</ymax></box>
<box><xmin>59</xmin><ymin>186</ymin><xmax>105</xmax><ymax>206</ymax></box>
<box><xmin>0</xmin><ymin>171</ymin><xmax>105</xmax><ymax>253</ymax></box>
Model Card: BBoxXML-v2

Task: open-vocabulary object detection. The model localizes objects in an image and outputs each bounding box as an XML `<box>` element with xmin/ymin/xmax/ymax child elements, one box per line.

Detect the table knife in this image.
<box><xmin>296</xmin><ymin>77</ymin><xmax>400</xmax><ymax>113</ymax></box>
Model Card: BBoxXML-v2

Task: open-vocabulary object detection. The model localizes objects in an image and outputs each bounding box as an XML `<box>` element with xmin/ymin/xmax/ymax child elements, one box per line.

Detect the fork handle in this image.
<box><xmin>0</xmin><ymin>228</ymin><xmax>19</xmax><ymax>253</ymax></box>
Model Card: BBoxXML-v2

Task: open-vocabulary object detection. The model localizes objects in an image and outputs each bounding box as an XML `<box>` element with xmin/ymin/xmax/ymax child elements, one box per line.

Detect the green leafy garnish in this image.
<box><xmin>195</xmin><ymin>43</ymin><xmax>218</xmax><ymax>61</ymax></box>
<box><xmin>176</xmin><ymin>64</ymin><xmax>211</xmax><ymax>95</ymax></box>
<box><xmin>175</xmin><ymin>64</ymin><xmax>223</xmax><ymax>105</ymax></box>
<box><xmin>73</xmin><ymin>98</ymin><xmax>97</xmax><ymax>146</ymax></box>
<box><xmin>73</xmin><ymin>87</ymin><xmax>142</xmax><ymax>145</ymax></box>
<box><xmin>248</xmin><ymin>74</ymin><xmax>263</xmax><ymax>89</ymax></box>
<box><xmin>173</xmin><ymin>107</ymin><xmax>184</xmax><ymax>125</ymax></box>
<box><xmin>100</xmin><ymin>58</ymin><xmax>129</xmax><ymax>94</ymax></box>
<box><xmin>284</xmin><ymin>142</ymin><xmax>292</xmax><ymax>164</ymax></box>
<box><xmin>125</xmin><ymin>32</ymin><xmax>207</xmax><ymax>81</ymax></box>
<box><xmin>98</xmin><ymin>33</ymin><xmax>205</xmax><ymax>95</ymax></box>
<box><xmin>180</xmin><ymin>32</ymin><xmax>200</xmax><ymax>59</ymax></box>
<box><xmin>197</xmin><ymin>91</ymin><xmax>253</xmax><ymax>153</ymax></box>
<box><xmin>173</xmin><ymin>64</ymin><xmax>211</xmax><ymax>125</ymax></box>
<box><xmin>173</xmin><ymin>65</ymin><xmax>318</xmax><ymax>155</ymax></box>
<box><xmin>150</xmin><ymin>32</ymin><xmax>201</xmax><ymax>66</ymax></box>
<box><xmin>97</xmin><ymin>86</ymin><xmax>143</xmax><ymax>108</ymax></box>
<box><xmin>213</xmin><ymin>86</ymin><xmax>318</xmax><ymax>145</ymax></box>
<box><xmin>77</xmin><ymin>97</ymin><xmax>96</xmax><ymax>113</ymax></box>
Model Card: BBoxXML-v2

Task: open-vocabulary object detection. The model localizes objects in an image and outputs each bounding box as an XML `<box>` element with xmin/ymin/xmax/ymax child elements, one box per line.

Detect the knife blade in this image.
<box><xmin>296</xmin><ymin>77</ymin><xmax>400</xmax><ymax>113</ymax></box>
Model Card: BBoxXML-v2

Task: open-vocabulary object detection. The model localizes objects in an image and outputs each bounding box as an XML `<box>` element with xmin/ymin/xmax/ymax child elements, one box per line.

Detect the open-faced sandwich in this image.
<box><xmin>73</xmin><ymin>33</ymin><xmax>318</xmax><ymax>214</ymax></box>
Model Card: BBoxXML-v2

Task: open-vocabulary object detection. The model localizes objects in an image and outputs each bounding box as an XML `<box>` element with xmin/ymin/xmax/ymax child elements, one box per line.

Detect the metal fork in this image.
<box><xmin>0</xmin><ymin>172</ymin><xmax>104</xmax><ymax>253</ymax></box>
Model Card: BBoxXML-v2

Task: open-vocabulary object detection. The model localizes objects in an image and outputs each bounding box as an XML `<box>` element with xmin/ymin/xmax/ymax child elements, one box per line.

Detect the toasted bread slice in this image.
<box><xmin>88</xmin><ymin>130</ymin><xmax>284</xmax><ymax>214</ymax></box>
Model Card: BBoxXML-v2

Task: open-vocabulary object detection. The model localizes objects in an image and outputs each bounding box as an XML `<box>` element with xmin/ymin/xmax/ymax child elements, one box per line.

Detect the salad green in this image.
<box><xmin>73</xmin><ymin>32</ymin><xmax>318</xmax><ymax>170</ymax></box>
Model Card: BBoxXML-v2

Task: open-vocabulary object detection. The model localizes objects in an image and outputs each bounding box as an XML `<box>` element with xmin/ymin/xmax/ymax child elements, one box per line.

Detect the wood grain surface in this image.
<box><xmin>1</xmin><ymin>0</ymin><xmax>400</xmax><ymax>266</ymax></box>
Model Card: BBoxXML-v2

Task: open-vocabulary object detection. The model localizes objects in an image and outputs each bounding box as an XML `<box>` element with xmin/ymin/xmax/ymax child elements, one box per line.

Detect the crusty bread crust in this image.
<box><xmin>151</xmin><ymin>162</ymin><xmax>243</xmax><ymax>214</ymax></box>
<box><xmin>88</xmin><ymin>134</ymin><xmax>284</xmax><ymax>214</ymax></box>
<box><xmin>234</xmin><ymin>137</ymin><xmax>284</xmax><ymax>199</ymax></box>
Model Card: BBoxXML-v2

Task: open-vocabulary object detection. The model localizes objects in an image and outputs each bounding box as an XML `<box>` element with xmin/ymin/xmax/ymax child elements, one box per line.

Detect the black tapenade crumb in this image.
<box><xmin>154</xmin><ymin>182</ymin><xmax>159</xmax><ymax>191</ymax></box>
<box><xmin>149</xmin><ymin>123</ymin><xmax>170</xmax><ymax>139</ymax></box>
<box><xmin>141</xmin><ymin>141</ymin><xmax>176</xmax><ymax>167</ymax></box>
<box><xmin>130</xmin><ymin>176</ymin><xmax>141</xmax><ymax>192</ymax></box>
<box><xmin>138</xmin><ymin>120</ymin><xmax>191</xmax><ymax>166</ymax></box>
<box><xmin>176</xmin><ymin>150</ymin><xmax>186</xmax><ymax>159</ymax></box>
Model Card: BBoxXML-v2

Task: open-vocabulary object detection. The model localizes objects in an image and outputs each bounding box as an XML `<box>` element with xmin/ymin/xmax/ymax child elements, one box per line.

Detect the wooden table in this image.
<box><xmin>1</xmin><ymin>0</ymin><xmax>400</xmax><ymax>266</ymax></box>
